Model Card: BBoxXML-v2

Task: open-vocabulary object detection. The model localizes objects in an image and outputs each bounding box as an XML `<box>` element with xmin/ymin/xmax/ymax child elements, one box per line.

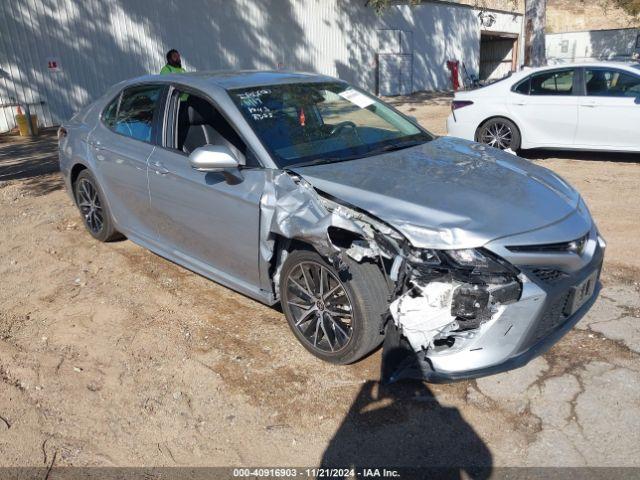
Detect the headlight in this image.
<box><xmin>411</xmin><ymin>248</ymin><xmax>441</xmax><ymax>265</ymax></box>
<box><xmin>439</xmin><ymin>249</ymin><xmax>523</xmax><ymax>318</ymax></box>
<box><xmin>408</xmin><ymin>247</ymin><xmax>522</xmax><ymax>322</ymax></box>
<box><xmin>445</xmin><ymin>248</ymin><xmax>489</xmax><ymax>268</ymax></box>
<box><xmin>436</xmin><ymin>248</ymin><xmax>521</xmax><ymax>296</ymax></box>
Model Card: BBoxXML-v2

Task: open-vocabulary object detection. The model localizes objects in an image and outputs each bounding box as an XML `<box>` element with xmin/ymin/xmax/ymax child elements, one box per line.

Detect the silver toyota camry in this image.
<box><xmin>58</xmin><ymin>71</ymin><xmax>605</xmax><ymax>382</ymax></box>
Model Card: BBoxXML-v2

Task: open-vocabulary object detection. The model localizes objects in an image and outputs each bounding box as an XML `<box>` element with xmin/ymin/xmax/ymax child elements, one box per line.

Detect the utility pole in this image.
<box><xmin>524</xmin><ymin>0</ymin><xmax>547</xmax><ymax>66</ymax></box>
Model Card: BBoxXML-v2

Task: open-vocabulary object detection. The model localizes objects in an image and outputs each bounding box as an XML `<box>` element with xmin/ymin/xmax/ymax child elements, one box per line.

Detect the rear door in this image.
<box><xmin>509</xmin><ymin>68</ymin><xmax>579</xmax><ymax>147</ymax></box>
<box><xmin>88</xmin><ymin>84</ymin><xmax>165</xmax><ymax>241</ymax></box>
<box><xmin>575</xmin><ymin>67</ymin><xmax>640</xmax><ymax>150</ymax></box>
<box><xmin>146</xmin><ymin>86</ymin><xmax>266</xmax><ymax>288</ymax></box>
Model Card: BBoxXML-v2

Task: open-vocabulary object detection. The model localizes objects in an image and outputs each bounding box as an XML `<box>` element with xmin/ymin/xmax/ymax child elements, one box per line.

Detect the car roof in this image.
<box><xmin>496</xmin><ymin>61</ymin><xmax>639</xmax><ymax>85</ymax></box>
<box><xmin>123</xmin><ymin>70</ymin><xmax>340</xmax><ymax>91</ymax></box>
<box><xmin>521</xmin><ymin>61</ymin><xmax>640</xmax><ymax>73</ymax></box>
<box><xmin>454</xmin><ymin>61</ymin><xmax>640</xmax><ymax>98</ymax></box>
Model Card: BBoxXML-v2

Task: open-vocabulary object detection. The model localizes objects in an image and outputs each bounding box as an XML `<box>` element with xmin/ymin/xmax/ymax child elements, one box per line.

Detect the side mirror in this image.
<box><xmin>189</xmin><ymin>144</ymin><xmax>239</xmax><ymax>172</ymax></box>
<box><xmin>407</xmin><ymin>115</ymin><xmax>419</xmax><ymax>124</ymax></box>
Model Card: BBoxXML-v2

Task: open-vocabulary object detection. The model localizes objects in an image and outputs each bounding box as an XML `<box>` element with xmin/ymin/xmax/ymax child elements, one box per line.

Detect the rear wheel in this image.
<box><xmin>74</xmin><ymin>170</ymin><xmax>120</xmax><ymax>242</ymax></box>
<box><xmin>279</xmin><ymin>250</ymin><xmax>389</xmax><ymax>364</ymax></box>
<box><xmin>477</xmin><ymin>118</ymin><xmax>521</xmax><ymax>151</ymax></box>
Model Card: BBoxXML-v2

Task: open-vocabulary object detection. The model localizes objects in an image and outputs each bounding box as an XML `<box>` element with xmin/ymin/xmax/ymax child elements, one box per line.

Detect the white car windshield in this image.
<box><xmin>229</xmin><ymin>82</ymin><xmax>432</xmax><ymax>168</ymax></box>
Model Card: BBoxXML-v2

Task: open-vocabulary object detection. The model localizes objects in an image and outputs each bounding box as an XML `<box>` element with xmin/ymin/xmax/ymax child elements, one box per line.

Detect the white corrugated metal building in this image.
<box><xmin>0</xmin><ymin>0</ymin><xmax>523</xmax><ymax>132</ymax></box>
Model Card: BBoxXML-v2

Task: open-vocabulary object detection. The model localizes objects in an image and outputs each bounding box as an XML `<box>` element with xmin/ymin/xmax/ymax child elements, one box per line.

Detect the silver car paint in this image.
<box><xmin>427</xmin><ymin>223</ymin><xmax>601</xmax><ymax>375</ymax></box>
<box><xmin>290</xmin><ymin>137</ymin><xmax>586</xmax><ymax>250</ymax></box>
<box><xmin>88</xmin><ymin>119</ymin><xmax>158</xmax><ymax>242</ymax></box>
<box><xmin>147</xmin><ymin>147</ymin><xmax>266</xmax><ymax>287</ymax></box>
<box><xmin>59</xmin><ymin>71</ymin><xmax>603</xmax><ymax>379</ymax></box>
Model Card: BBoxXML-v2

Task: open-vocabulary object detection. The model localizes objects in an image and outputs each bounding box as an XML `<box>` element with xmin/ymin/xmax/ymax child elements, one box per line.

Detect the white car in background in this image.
<box><xmin>447</xmin><ymin>62</ymin><xmax>640</xmax><ymax>153</ymax></box>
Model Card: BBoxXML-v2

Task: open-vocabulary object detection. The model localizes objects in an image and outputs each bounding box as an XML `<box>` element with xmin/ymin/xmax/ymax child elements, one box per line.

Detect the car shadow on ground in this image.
<box><xmin>320</xmin><ymin>348</ymin><xmax>492</xmax><ymax>479</ymax></box>
<box><xmin>520</xmin><ymin>149</ymin><xmax>640</xmax><ymax>163</ymax></box>
<box><xmin>0</xmin><ymin>129</ymin><xmax>62</xmax><ymax>196</ymax></box>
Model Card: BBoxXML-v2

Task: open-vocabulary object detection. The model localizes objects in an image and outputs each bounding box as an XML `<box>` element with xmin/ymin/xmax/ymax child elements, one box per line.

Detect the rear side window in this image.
<box><xmin>530</xmin><ymin>70</ymin><xmax>575</xmax><ymax>96</ymax></box>
<box><xmin>513</xmin><ymin>77</ymin><xmax>531</xmax><ymax>95</ymax></box>
<box><xmin>101</xmin><ymin>95</ymin><xmax>120</xmax><ymax>128</ymax></box>
<box><xmin>113</xmin><ymin>85</ymin><xmax>163</xmax><ymax>143</ymax></box>
<box><xmin>585</xmin><ymin>69</ymin><xmax>640</xmax><ymax>97</ymax></box>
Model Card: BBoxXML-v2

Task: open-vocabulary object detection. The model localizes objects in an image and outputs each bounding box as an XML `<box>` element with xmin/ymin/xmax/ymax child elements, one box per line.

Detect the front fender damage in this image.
<box><xmin>260</xmin><ymin>170</ymin><xmax>404</xmax><ymax>289</ymax></box>
<box><xmin>261</xmin><ymin>171</ymin><xmax>521</xmax><ymax>383</ymax></box>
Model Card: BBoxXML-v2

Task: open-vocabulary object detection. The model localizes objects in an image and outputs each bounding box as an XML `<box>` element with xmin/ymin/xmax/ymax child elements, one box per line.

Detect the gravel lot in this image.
<box><xmin>0</xmin><ymin>99</ymin><xmax>639</xmax><ymax>471</ymax></box>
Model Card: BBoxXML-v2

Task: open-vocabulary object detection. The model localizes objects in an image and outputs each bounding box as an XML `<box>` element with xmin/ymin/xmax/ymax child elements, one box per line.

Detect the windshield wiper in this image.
<box><xmin>287</xmin><ymin>153</ymin><xmax>367</xmax><ymax>168</ymax></box>
<box><xmin>369</xmin><ymin>139</ymin><xmax>426</xmax><ymax>155</ymax></box>
<box><xmin>287</xmin><ymin>139</ymin><xmax>426</xmax><ymax>169</ymax></box>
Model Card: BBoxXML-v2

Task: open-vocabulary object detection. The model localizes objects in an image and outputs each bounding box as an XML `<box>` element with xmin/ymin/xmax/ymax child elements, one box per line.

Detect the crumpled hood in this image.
<box><xmin>290</xmin><ymin>137</ymin><xmax>586</xmax><ymax>249</ymax></box>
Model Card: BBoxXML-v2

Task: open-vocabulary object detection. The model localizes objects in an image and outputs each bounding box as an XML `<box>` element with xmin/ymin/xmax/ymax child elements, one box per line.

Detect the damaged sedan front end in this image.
<box><xmin>232</xmin><ymin>77</ymin><xmax>605</xmax><ymax>382</ymax></box>
<box><xmin>257</xmin><ymin>158</ymin><xmax>603</xmax><ymax>382</ymax></box>
<box><xmin>383</xmin><ymin>233</ymin><xmax>603</xmax><ymax>383</ymax></box>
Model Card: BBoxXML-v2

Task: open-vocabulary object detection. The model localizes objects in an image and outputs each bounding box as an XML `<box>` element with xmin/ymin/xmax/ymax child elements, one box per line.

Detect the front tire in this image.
<box><xmin>279</xmin><ymin>250</ymin><xmax>390</xmax><ymax>364</ymax></box>
<box><xmin>74</xmin><ymin>170</ymin><xmax>120</xmax><ymax>242</ymax></box>
<box><xmin>476</xmin><ymin>117</ymin><xmax>521</xmax><ymax>151</ymax></box>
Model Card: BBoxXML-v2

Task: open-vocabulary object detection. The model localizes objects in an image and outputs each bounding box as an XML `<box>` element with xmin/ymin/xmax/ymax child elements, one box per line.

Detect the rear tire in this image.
<box><xmin>73</xmin><ymin>170</ymin><xmax>121</xmax><ymax>242</ymax></box>
<box><xmin>279</xmin><ymin>249</ymin><xmax>390</xmax><ymax>364</ymax></box>
<box><xmin>476</xmin><ymin>117</ymin><xmax>521</xmax><ymax>151</ymax></box>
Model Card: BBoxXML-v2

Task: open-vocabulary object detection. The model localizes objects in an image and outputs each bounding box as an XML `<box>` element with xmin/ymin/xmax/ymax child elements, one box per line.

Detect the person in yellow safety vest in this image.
<box><xmin>160</xmin><ymin>49</ymin><xmax>185</xmax><ymax>74</ymax></box>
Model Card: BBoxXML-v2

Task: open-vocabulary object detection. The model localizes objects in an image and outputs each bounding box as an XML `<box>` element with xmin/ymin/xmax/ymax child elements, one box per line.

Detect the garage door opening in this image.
<box><xmin>479</xmin><ymin>32</ymin><xmax>519</xmax><ymax>82</ymax></box>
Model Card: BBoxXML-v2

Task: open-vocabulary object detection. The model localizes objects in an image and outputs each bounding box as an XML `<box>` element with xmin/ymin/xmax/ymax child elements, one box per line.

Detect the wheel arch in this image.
<box><xmin>70</xmin><ymin>162</ymin><xmax>88</xmax><ymax>188</ymax></box>
<box><xmin>474</xmin><ymin>115</ymin><xmax>523</xmax><ymax>145</ymax></box>
<box><xmin>267</xmin><ymin>228</ymin><xmax>387</xmax><ymax>300</ymax></box>
<box><xmin>267</xmin><ymin>235</ymin><xmax>308</xmax><ymax>300</ymax></box>
<box><xmin>277</xmin><ymin>244</ymin><xmax>390</xmax><ymax>364</ymax></box>
<box><xmin>69</xmin><ymin>164</ymin><xmax>120</xmax><ymax>232</ymax></box>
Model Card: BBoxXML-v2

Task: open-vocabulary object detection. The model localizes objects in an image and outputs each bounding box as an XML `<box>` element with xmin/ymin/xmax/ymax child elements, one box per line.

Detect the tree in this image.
<box><xmin>365</xmin><ymin>0</ymin><xmax>419</xmax><ymax>14</ymax></box>
<box><xmin>523</xmin><ymin>0</ymin><xmax>547</xmax><ymax>66</ymax></box>
<box><xmin>608</xmin><ymin>0</ymin><xmax>640</xmax><ymax>19</ymax></box>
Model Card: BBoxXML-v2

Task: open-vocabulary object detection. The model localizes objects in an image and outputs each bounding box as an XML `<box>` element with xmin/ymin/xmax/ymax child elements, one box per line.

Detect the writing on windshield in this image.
<box><xmin>230</xmin><ymin>82</ymin><xmax>432</xmax><ymax>168</ymax></box>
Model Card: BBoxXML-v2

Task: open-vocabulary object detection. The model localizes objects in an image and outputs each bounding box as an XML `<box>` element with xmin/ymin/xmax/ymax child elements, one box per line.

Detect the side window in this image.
<box><xmin>530</xmin><ymin>70</ymin><xmax>575</xmax><ymax>96</ymax></box>
<box><xmin>101</xmin><ymin>94</ymin><xmax>120</xmax><ymax>128</ymax></box>
<box><xmin>173</xmin><ymin>90</ymin><xmax>259</xmax><ymax>167</ymax></box>
<box><xmin>513</xmin><ymin>77</ymin><xmax>531</xmax><ymax>95</ymax></box>
<box><xmin>114</xmin><ymin>85</ymin><xmax>162</xmax><ymax>143</ymax></box>
<box><xmin>586</xmin><ymin>69</ymin><xmax>640</xmax><ymax>97</ymax></box>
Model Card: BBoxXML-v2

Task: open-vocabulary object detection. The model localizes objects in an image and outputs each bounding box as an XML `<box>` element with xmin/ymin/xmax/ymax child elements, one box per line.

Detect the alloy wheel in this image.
<box><xmin>481</xmin><ymin>122</ymin><xmax>513</xmax><ymax>149</ymax></box>
<box><xmin>76</xmin><ymin>178</ymin><xmax>104</xmax><ymax>234</ymax></box>
<box><xmin>284</xmin><ymin>261</ymin><xmax>354</xmax><ymax>353</ymax></box>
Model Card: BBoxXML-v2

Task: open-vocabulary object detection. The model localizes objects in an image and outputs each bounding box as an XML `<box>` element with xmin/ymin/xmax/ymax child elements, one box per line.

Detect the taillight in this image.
<box><xmin>57</xmin><ymin>127</ymin><xmax>67</xmax><ymax>139</ymax></box>
<box><xmin>451</xmin><ymin>100</ymin><xmax>474</xmax><ymax>111</ymax></box>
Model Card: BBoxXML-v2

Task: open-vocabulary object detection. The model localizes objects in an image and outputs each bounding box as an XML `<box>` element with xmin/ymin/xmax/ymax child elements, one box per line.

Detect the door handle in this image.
<box><xmin>88</xmin><ymin>141</ymin><xmax>105</xmax><ymax>150</ymax></box>
<box><xmin>151</xmin><ymin>161</ymin><xmax>170</xmax><ymax>175</ymax></box>
<box><xmin>580</xmin><ymin>101</ymin><xmax>597</xmax><ymax>108</ymax></box>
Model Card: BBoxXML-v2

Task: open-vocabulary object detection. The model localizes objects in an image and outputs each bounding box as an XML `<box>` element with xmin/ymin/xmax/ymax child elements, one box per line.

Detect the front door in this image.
<box><xmin>147</xmin><ymin>88</ymin><xmax>265</xmax><ymax>287</ymax></box>
<box><xmin>575</xmin><ymin>67</ymin><xmax>640</xmax><ymax>150</ymax></box>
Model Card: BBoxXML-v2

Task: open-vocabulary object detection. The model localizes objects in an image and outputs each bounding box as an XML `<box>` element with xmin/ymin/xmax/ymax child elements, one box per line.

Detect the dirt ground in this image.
<box><xmin>1</xmin><ymin>99</ymin><xmax>639</xmax><ymax>472</ymax></box>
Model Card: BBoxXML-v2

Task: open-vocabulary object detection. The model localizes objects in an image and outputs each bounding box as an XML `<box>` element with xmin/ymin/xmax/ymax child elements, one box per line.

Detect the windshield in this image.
<box><xmin>229</xmin><ymin>82</ymin><xmax>432</xmax><ymax>168</ymax></box>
